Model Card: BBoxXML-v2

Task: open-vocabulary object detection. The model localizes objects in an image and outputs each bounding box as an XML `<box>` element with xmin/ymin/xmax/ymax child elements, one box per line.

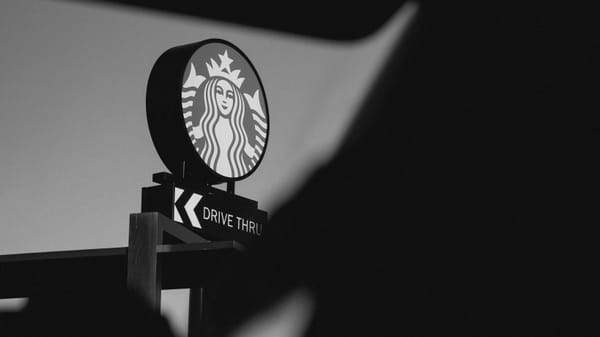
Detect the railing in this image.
<box><xmin>0</xmin><ymin>212</ymin><xmax>243</xmax><ymax>336</ymax></box>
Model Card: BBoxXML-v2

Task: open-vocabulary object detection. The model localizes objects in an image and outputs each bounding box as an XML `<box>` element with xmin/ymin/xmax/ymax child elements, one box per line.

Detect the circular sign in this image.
<box><xmin>147</xmin><ymin>39</ymin><xmax>269</xmax><ymax>184</ymax></box>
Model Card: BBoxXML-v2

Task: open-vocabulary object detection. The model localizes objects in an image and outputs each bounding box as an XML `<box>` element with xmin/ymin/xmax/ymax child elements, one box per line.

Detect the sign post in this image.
<box><xmin>140</xmin><ymin>39</ymin><xmax>270</xmax><ymax>335</ymax></box>
<box><xmin>143</xmin><ymin>39</ymin><xmax>270</xmax><ymax>247</ymax></box>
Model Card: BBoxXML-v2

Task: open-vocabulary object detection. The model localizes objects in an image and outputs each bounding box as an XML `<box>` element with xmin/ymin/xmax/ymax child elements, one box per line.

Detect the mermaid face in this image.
<box><xmin>215</xmin><ymin>79</ymin><xmax>234</xmax><ymax>116</ymax></box>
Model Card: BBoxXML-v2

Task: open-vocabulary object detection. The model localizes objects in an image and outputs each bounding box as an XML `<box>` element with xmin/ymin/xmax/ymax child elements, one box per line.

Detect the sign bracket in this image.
<box><xmin>226</xmin><ymin>181</ymin><xmax>235</xmax><ymax>194</ymax></box>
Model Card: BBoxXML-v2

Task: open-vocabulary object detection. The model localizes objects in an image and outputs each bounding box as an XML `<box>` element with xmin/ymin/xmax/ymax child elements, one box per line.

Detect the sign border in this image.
<box><xmin>147</xmin><ymin>39</ymin><xmax>270</xmax><ymax>184</ymax></box>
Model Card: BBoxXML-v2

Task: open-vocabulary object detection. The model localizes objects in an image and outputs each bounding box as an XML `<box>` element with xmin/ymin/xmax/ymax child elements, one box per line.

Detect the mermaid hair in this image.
<box><xmin>198</xmin><ymin>77</ymin><xmax>250</xmax><ymax>178</ymax></box>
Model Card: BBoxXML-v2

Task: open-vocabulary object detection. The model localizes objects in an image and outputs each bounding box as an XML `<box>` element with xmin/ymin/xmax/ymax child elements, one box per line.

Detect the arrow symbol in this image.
<box><xmin>185</xmin><ymin>193</ymin><xmax>203</xmax><ymax>229</ymax></box>
<box><xmin>173</xmin><ymin>187</ymin><xmax>184</xmax><ymax>223</ymax></box>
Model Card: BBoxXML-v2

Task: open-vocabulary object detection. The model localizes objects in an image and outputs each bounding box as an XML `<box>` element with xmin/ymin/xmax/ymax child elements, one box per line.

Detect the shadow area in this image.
<box><xmin>199</xmin><ymin>2</ymin><xmax>598</xmax><ymax>337</ymax></box>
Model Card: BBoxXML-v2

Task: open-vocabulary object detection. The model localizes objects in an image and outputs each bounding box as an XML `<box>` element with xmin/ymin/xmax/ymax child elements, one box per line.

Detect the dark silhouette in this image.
<box><xmin>199</xmin><ymin>2</ymin><xmax>597</xmax><ymax>337</ymax></box>
<box><xmin>1</xmin><ymin>2</ymin><xmax>596</xmax><ymax>337</ymax></box>
<box><xmin>0</xmin><ymin>288</ymin><xmax>176</xmax><ymax>337</ymax></box>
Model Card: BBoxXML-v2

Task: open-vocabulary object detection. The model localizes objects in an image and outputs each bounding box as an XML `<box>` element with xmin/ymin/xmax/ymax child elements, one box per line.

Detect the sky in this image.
<box><xmin>0</xmin><ymin>1</ymin><xmax>416</xmax><ymax>335</ymax></box>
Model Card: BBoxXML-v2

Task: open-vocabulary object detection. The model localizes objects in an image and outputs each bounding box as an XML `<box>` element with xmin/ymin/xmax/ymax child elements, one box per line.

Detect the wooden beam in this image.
<box><xmin>127</xmin><ymin>212</ymin><xmax>163</xmax><ymax>309</ymax></box>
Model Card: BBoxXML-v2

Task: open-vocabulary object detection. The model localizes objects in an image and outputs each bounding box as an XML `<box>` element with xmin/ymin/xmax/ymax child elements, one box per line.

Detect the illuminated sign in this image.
<box><xmin>147</xmin><ymin>39</ymin><xmax>269</xmax><ymax>184</ymax></box>
<box><xmin>144</xmin><ymin>40</ymin><xmax>269</xmax><ymax>245</ymax></box>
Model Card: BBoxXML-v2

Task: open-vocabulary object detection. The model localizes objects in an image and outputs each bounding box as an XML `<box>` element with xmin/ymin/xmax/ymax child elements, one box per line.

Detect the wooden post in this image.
<box><xmin>127</xmin><ymin>213</ymin><xmax>163</xmax><ymax>309</ymax></box>
<box><xmin>127</xmin><ymin>211</ymin><xmax>228</xmax><ymax>334</ymax></box>
<box><xmin>188</xmin><ymin>287</ymin><xmax>204</xmax><ymax>337</ymax></box>
<box><xmin>127</xmin><ymin>212</ymin><xmax>209</xmax><ymax>311</ymax></box>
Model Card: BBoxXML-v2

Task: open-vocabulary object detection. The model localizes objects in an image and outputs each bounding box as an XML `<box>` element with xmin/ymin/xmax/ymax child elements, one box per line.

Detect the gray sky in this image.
<box><xmin>0</xmin><ymin>0</ymin><xmax>416</xmax><ymax>334</ymax></box>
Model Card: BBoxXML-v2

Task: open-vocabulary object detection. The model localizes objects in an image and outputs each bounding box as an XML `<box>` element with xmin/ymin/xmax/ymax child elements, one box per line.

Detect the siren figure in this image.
<box><xmin>182</xmin><ymin>49</ymin><xmax>267</xmax><ymax>179</ymax></box>
<box><xmin>192</xmin><ymin>77</ymin><xmax>254</xmax><ymax>177</ymax></box>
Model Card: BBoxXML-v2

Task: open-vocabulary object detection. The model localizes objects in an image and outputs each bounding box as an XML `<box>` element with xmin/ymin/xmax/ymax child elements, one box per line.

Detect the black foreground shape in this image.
<box><xmin>7</xmin><ymin>1</ymin><xmax>599</xmax><ymax>337</ymax></box>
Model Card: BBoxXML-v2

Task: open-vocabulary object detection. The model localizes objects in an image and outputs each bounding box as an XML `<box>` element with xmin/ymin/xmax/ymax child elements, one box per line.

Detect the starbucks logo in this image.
<box><xmin>181</xmin><ymin>42</ymin><xmax>269</xmax><ymax>179</ymax></box>
<box><xmin>146</xmin><ymin>39</ymin><xmax>269</xmax><ymax>184</ymax></box>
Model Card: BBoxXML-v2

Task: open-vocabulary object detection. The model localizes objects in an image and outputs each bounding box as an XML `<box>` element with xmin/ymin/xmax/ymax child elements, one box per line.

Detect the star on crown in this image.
<box><xmin>206</xmin><ymin>50</ymin><xmax>245</xmax><ymax>88</ymax></box>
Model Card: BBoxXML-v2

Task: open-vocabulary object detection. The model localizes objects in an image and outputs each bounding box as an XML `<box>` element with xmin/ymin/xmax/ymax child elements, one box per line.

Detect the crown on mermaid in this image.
<box><xmin>206</xmin><ymin>50</ymin><xmax>245</xmax><ymax>88</ymax></box>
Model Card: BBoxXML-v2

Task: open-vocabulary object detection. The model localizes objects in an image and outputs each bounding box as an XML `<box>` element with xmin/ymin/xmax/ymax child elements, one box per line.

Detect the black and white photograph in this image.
<box><xmin>0</xmin><ymin>1</ymin><xmax>597</xmax><ymax>336</ymax></box>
